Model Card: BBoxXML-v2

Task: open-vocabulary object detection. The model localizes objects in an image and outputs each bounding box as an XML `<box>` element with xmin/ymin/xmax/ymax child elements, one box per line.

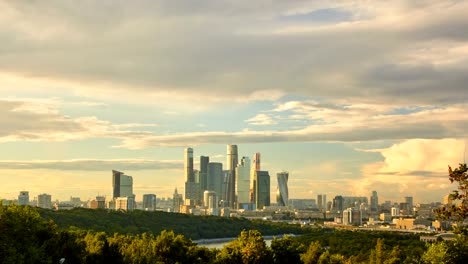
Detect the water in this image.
<box><xmin>194</xmin><ymin>234</ymin><xmax>295</xmax><ymax>249</ymax></box>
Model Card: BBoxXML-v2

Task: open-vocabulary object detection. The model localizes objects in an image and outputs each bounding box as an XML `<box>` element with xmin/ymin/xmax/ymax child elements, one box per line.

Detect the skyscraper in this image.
<box><xmin>184</xmin><ymin>148</ymin><xmax>194</xmax><ymax>182</ymax></box>
<box><xmin>200</xmin><ymin>156</ymin><xmax>209</xmax><ymax>192</ymax></box>
<box><xmin>112</xmin><ymin>170</ymin><xmax>133</xmax><ymax>199</ymax></box>
<box><xmin>370</xmin><ymin>191</ymin><xmax>379</xmax><ymax>212</ymax></box>
<box><xmin>173</xmin><ymin>188</ymin><xmax>183</xmax><ymax>213</ymax></box>
<box><xmin>317</xmin><ymin>194</ymin><xmax>323</xmax><ymax>210</ymax></box>
<box><xmin>253</xmin><ymin>152</ymin><xmax>261</xmax><ymax>171</ymax></box>
<box><xmin>276</xmin><ymin>172</ymin><xmax>289</xmax><ymax>206</ymax></box>
<box><xmin>226</xmin><ymin>144</ymin><xmax>238</xmax><ymax>208</ymax></box>
<box><xmin>18</xmin><ymin>191</ymin><xmax>29</xmax><ymax>206</ymax></box>
<box><xmin>236</xmin><ymin>156</ymin><xmax>251</xmax><ymax>209</ymax></box>
<box><xmin>207</xmin><ymin>162</ymin><xmax>223</xmax><ymax>198</ymax></box>
<box><xmin>250</xmin><ymin>152</ymin><xmax>261</xmax><ymax>204</ymax></box>
<box><xmin>252</xmin><ymin>170</ymin><xmax>270</xmax><ymax>210</ymax></box>
<box><xmin>142</xmin><ymin>194</ymin><xmax>157</xmax><ymax>211</ymax></box>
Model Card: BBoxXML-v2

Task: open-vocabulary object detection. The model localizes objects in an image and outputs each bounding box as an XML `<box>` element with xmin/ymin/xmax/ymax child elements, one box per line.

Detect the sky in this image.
<box><xmin>1</xmin><ymin>0</ymin><xmax>467</xmax><ymax>204</ymax></box>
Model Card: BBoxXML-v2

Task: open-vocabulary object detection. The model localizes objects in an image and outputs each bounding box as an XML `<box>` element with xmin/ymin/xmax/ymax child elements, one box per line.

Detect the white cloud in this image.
<box><xmin>245</xmin><ymin>113</ymin><xmax>278</xmax><ymax>126</ymax></box>
<box><xmin>352</xmin><ymin>138</ymin><xmax>466</xmax><ymax>202</ymax></box>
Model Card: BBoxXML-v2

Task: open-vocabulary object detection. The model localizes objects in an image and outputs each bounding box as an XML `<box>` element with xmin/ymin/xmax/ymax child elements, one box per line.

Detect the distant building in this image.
<box><xmin>317</xmin><ymin>194</ymin><xmax>327</xmax><ymax>211</ymax></box>
<box><xmin>370</xmin><ymin>191</ymin><xmax>378</xmax><ymax>212</ymax></box>
<box><xmin>172</xmin><ymin>188</ymin><xmax>183</xmax><ymax>213</ymax></box>
<box><xmin>236</xmin><ymin>156</ymin><xmax>251</xmax><ymax>209</ymax></box>
<box><xmin>37</xmin><ymin>193</ymin><xmax>52</xmax><ymax>209</ymax></box>
<box><xmin>18</xmin><ymin>191</ymin><xmax>29</xmax><ymax>206</ymax></box>
<box><xmin>332</xmin><ymin>195</ymin><xmax>344</xmax><ymax>212</ymax></box>
<box><xmin>112</xmin><ymin>170</ymin><xmax>133</xmax><ymax>199</ymax></box>
<box><xmin>115</xmin><ymin>196</ymin><xmax>135</xmax><ymax>211</ymax></box>
<box><xmin>142</xmin><ymin>194</ymin><xmax>157</xmax><ymax>211</ymax></box>
<box><xmin>226</xmin><ymin>144</ymin><xmax>238</xmax><ymax>208</ymax></box>
<box><xmin>207</xmin><ymin>162</ymin><xmax>223</xmax><ymax>199</ymax></box>
<box><xmin>89</xmin><ymin>196</ymin><xmax>106</xmax><ymax>209</ymax></box>
<box><xmin>343</xmin><ymin>208</ymin><xmax>362</xmax><ymax>225</ymax></box>
<box><xmin>69</xmin><ymin>197</ymin><xmax>81</xmax><ymax>207</ymax></box>
<box><xmin>252</xmin><ymin>170</ymin><xmax>270</xmax><ymax>210</ymax></box>
<box><xmin>289</xmin><ymin>199</ymin><xmax>316</xmax><ymax>210</ymax></box>
<box><xmin>204</xmin><ymin>190</ymin><xmax>217</xmax><ymax>209</ymax></box>
<box><xmin>342</xmin><ymin>196</ymin><xmax>368</xmax><ymax>209</ymax></box>
<box><xmin>199</xmin><ymin>156</ymin><xmax>210</xmax><ymax>198</ymax></box>
<box><xmin>276</xmin><ymin>172</ymin><xmax>289</xmax><ymax>207</ymax></box>
<box><xmin>391</xmin><ymin>207</ymin><xmax>400</xmax><ymax>216</ymax></box>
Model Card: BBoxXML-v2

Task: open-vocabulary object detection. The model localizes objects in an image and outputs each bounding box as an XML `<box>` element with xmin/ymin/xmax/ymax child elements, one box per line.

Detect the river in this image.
<box><xmin>193</xmin><ymin>234</ymin><xmax>296</xmax><ymax>249</ymax></box>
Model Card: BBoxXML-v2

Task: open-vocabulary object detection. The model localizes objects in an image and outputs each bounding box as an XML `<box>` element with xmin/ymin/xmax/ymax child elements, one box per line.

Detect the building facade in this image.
<box><xmin>253</xmin><ymin>170</ymin><xmax>270</xmax><ymax>210</ymax></box>
<box><xmin>236</xmin><ymin>156</ymin><xmax>251</xmax><ymax>209</ymax></box>
<box><xmin>226</xmin><ymin>144</ymin><xmax>238</xmax><ymax>208</ymax></box>
<box><xmin>142</xmin><ymin>194</ymin><xmax>157</xmax><ymax>211</ymax></box>
<box><xmin>276</xmin><ymin>172</ymin><xmax>289</xmax><ymax>207</ymax></box>
<box><xmin>18</xmin><ymin>191</ymin><xmax>29</xmax><ymax>206</ymax></box>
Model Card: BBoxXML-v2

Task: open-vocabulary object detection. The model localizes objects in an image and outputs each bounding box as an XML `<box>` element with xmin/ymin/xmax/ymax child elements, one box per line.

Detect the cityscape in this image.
<box><xmin>2</xmin><ymin>143</ymin><xmax>454</xmax><ymax>231</ymax></box>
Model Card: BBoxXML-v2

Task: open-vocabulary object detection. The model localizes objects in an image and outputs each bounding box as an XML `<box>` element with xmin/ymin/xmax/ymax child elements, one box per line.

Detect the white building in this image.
<box><xmin>18</xmin><ymin>191</ymin><xmax>29</xmax><ymax>206</ymax></box>
<box><xmin>391</xmin><ymin>207</ymin><xmax>400</xmax><ymax>216</ymax></box>
<box><xmin>115</xmin><ymin>196</ymin><xmax>135</xmax><ymax>211</ymax></box>
<box><xmin>37</xmin><ymin>193</ymin><xmax>52</xmax><ymax>209</ymax></box>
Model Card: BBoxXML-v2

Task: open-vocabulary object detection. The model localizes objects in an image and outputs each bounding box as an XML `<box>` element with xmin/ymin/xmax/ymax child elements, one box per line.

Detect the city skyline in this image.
<box><xmin>1</xmin><ymin>1</ymin><xmax>468</xmax><ymax>203</ymax></box>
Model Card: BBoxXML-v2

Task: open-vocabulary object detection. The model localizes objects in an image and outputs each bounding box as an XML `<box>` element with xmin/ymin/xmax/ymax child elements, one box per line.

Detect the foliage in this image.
<box><xmin>271</xmin><ymin>235</ymin><xmax>304</xmax><ymax>264</ymax></box>
<box><xmin>38</xmin><ymin>207</ymin><xmax>308</xmax><ymax>239</ymax></box>
<box><xmin>435</xmin><ymin>163</ymin><xmax>468</xmax><ymax>234</ymax></box>
<box><xmin>216</xmin><ymin>230</ymin><xmax>272</xmax><ymax>264</ymax></box>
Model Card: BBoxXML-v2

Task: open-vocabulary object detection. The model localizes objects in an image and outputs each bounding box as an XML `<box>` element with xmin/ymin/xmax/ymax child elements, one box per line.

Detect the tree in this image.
<box><xmin>271</xmin><ymin>235</ymin><xmax>304</xmax><ymax>264</ymax></box>
<box><xmin>216</xmin><ymin>230</ymin><xmax>272</xmax><ymax>264</ymax></box>
<box><xmin>301</xmin><ymin>241</ymin><xmax>323</xmax><ymax>264</ymax></box>
<box><xmin>435</xmin><ymin>163</ymin><xmax>468</xmax><ymax>234</ymax></box>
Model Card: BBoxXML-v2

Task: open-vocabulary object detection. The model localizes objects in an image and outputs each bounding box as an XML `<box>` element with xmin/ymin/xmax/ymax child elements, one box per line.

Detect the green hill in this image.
<box><xmin>38</xmin><ymin>208</ymin><xmax>307</xmax><ymax>239</ymax></box>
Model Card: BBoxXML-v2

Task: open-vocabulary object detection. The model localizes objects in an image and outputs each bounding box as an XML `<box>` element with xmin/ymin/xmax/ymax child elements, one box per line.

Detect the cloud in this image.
<box><xmin>1</xmin><ymin>1</ymin><xmax>468</xmax><ymax>104</ymax></box>
<box><xmin>0</xmin><ymin>99</ymin><xmax>155</xmax><ymax>143</ymax></box>
<box><xmin>118</xmin><ymin>103</ymin><xmax>468</xmax><ymax>148</ymax></box>
<box><xmin>0</xmin><ymin>159</ymin><xmax>182</xmax><ymax>171</ymax></box>
<box><xmin>245</xmin><ymin>113</ymin><xmax>278</xmax><ymax>126</ymax></box>
<box><xmin>352</xmin><ymin>138</ymin><xmax>466</xmax><ymax>202</ymax></box>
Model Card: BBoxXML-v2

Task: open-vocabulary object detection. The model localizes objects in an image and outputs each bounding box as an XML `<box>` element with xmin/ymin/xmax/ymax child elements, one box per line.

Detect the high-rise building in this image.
<box><xmin>37</xmin><ymin>193</ymin><xmax>52</xmax><ymax>209</ymax></box>
<box><xmin>226</xmin><ymin>144</ymin><xmax>238</xmax><ymax>208</ymax></box>
<box><xmin>184</xmin><ymin>148</ymin><xmax>194</xmax><ymax>182</ymax></box>
<box><xmin>391</xmin><ymin>207</ymin><xmax>400</xmax><ymax>216</ymax></box>
<box><xmin>250</xmin><ymin>152</ymin><xmax>261</xmax><ymax>204</ymax></box>
<box><xmin>252</xmin><ymin>170</ymin><xmax>270</xmax><ymax>210</ymax></box>
<box><xmin>143</xmin><ymin>194</ymin><xmax>157</xmax><ymax>211</ymax></box>
<box><xmin>173</xmin><ymin>188</ymin><xmax>183</xmax><ymax>213</ymax></box>
<box><xmin>236</xmin><ymin>157</ymin><xmax>251</xmax><ymax>209</ymax></box>
<box><xmin>317</xmin><ymin>194</ymin><xmax>326</xmax><ymax>210</ymax></box>
<box><xmin>200</xmin><ymin>156</ymin><xmax>209</xmax><ymax>192</ymax></box>
<box><xmin>204</xmin><ymin>190</ymin><xmax>217</xmax><ymax>209</ymax></box>
<box><xmin>207</xmin><ymin>162</ymin><xmax>223</xmax><ymax>199</ymax></box>
<box><xmin>332</xmin><ymin>195</ymin><xmax>344</xmax><ymax>212</ymax></box>
<box><xmin>112</xmin><ymin>170</ymin><xmax>133</xmax><ymax>199</ymax></box>
<box><xmin>253</xmin><ymin>152</ymin><xmax>261</xmax><ymax>171</ymax></box>
<box><xmin>89</xmin><ymin>196</ymin><xmax>106</xmax><ymax>209</ymax></box>
<box><xmin>405</xmin><ymin>196</ymin><xmax>413</xmax><ymax>215</ymax></box>
<box><xmin>18</xmin><ymin>191</ymin><xmax>29</xmax><ymax>206</ymax></box>
<box><xmin>276</xmin><ymin>172</ymin><xmax>289</xmax><ymax>207</ymax></box>
<box><xmin>222</xmin><ymin>170</ymin><xmax>231</xmax><ymax>202</ymax></box>
<box><xmin>370</xmin><ymin>191</ymin><xmax>379</xmax><ymax>212</ymax></box>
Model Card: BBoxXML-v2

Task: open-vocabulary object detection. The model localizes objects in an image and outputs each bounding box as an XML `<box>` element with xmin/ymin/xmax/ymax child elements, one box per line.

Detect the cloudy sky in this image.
<box><xmin>1</xmin><ymin>0</ymin><xmax>467</xmax><ymax>204</ymax></box>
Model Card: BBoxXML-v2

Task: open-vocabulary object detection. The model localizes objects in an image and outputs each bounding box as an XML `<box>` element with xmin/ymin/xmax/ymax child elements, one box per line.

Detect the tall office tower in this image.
<box><xmin>18</xmin><ymin>191</ymin><xmax>29</xmax><ymax>206</ymax></box>
<box><xmin>333</xmin><ymin>195</ymin><xmax>344</xmax><ymax>211</ymax></box>
<box><xmin>184</xmin><ymin>148</ymin><xmax>194</xmax><ymax>182</ymax></box>
<box><xmin>222</xmin><ymin>170</ymin><xmax>231</xmax><ymax>202</ymax></box>
<box><xmin>317</xmin><ymin>194</ymin><xmax>323</xmax><ymax>210</ymax></box>
<box><xmin>112</xmin><ymin>170</ymin><xmax>133</xmax><ymax>199</ymax></box>
<box><xmin>173</xmin><ymin>188</ymin><xmax>183</xmax><ymax>213</ymax></box>
<box><xmin>253</xmin><ymin>152</ymin><xmax>261</xmax><ymax>171</ymax></box>
<box><xmin>200</xmin><ymin>156</ymin><xmax>209</xmax><ymax>192</ymax></box>
<box><xmin>143</xmin><ymin>194</ymin><xmax>157</xmax><ymax>211</ymax></box>
<box><xmin>370</xmin><ymin>191</ymin><xmax>379</xmax><ymax>212</ymax></box>
<box><xmin>226</xmin><ymin>144</ymin><xmax>238</xmax><ymax>208</ymax></box>
<box><xmin>37</xmin><ymin>193</ymin><xmax>52</xmax><ymax>209</ymax></box>
<box><xmin>322</xmin><ymin>194</ymin><xmax>327</xmax><ymax>210</ymax></box>
<box><xmin>236</xmin><ymin>157</ymin><xmax>251</xmax><ymax>209</ymax></box>
<box><xmin>276</xmin><ymin>172</ymin><xmax>289</xmax><ymax>206</ymax></box>
<box><xmin>253</xmin><ymin>170</ymin><xmax>270</xmax><ymax>210</ymax></box>
<box><xmin>391</xmin><ymin>207</ymin><xmax>400</xmax><ymax>216</ymax></box>
<box><xmin>207</xmin><ymin>162</ymin><xmax>223</xmax><ymax>199</ymax></box>
<box><xmin>343</xmin><ymin>208</ymin><xmax>362</xmax><ymax>225</ymax></box>
<box><xmin>91</xmin><ymin>196</ymin><xmax>106</xmax><ymax>209</ymax></box>
<box><xmin>405</xmin><ymin>196</ymin><xmax>413</xmax><ymax>214</ymax></box>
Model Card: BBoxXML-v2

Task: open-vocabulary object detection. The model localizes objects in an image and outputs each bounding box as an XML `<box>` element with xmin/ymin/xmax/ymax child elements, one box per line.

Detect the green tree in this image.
<box><xmin>216</xmin><ymin>230</ymin><xmax>272</xmax><ymax>264</ymax></box>
<box><xmin>435</xmin><ymin>163</ymin><xmax>468</xmax><ymax>234</ymax></box>
<box><xmin>421</xmin><ymin>241</ymin><xmax>450</xmax><ymax>264</ymax></box>
<box><xmin>271</xmin><ymin>235</ymin><xmax>304</xmax><ymax>264</ymax></box>
<box><xmin>301</xmin><ymin>241</ymin><xmax>323</xmax><ymax>264</ymax></box>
